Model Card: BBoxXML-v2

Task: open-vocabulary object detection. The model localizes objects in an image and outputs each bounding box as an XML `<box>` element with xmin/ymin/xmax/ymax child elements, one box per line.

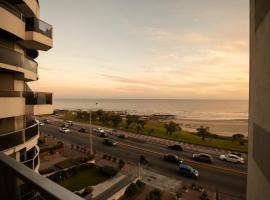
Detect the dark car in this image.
<box><xmin>163</xmin><ymin>154</ymin><xmax>183</xmax><ymax>164</ymax></box>
<box><xmin>103</xmin><ymin>138</ymin><xmax>118</xmax><ymax>146</ymax></box>
<box><xmin>98</xmin><ymin>132</ymin><xmax>108</xmax><ymax>137</ymax></box>
<box><xmin>117</xmin><ymin>133</ymin><xmax>128</xmax><ymax>139</ymax></box>
<box><xmin>179</xmin><ymin>164</ymin><xmax>199</xmax><ymax>178</ymax></box>
<box><xmin>79</xmin><ymin>128</ymin><xmax>88</xmax><ymax>133</ymax></box>
<box><xmin>192</xmin><ymin>153</ymin><xmax>213</xmax><ymax>164</ymax></box>
<box><xmin>168</xmin><ymin>144</ymin><xmax>183</xmax><ymax>151</ymax></box>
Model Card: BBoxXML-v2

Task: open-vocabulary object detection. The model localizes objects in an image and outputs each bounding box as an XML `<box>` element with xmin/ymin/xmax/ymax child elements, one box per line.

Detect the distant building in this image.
<box><xmin>0</xmin><ymin>0</ymin><xmax>53</xmax><ymax>171</ymax></box>
<box><xmin>248</xmin><ymin>0</ymin><xmax>270</xmax><ymax>199</ymax></box>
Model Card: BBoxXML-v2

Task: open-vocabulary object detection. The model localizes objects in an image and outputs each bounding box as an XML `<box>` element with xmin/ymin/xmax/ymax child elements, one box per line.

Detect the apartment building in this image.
<box><xmin>248</xmin><ymin>0</ymin><xmax>270</xmax><ymax>199</ymax></box>
<box><xmin>0</xmin><ymin>0</ymin><xmax>53</xmax><ymax>172</ymax></box>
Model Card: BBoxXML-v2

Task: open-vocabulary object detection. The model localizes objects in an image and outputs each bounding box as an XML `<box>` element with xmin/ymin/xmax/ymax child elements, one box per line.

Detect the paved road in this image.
<box><xmin>39</xmin><ymin>121</ymin><xmax>247</xmax><ymax>198</ymax></box>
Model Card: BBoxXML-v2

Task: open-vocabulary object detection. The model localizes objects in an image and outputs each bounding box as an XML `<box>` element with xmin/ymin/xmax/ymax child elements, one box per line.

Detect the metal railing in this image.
<box><xmin>0</xmin><ymin>45</ymin><xmax>38</xmax><ymax>73</ymax></box>
<box><xmin>0</xmin><ymin>121</ymin><xmax>39</xmax><ymax>151</ymax></box>
<box><xmin>24</xmin><ymin>92</ymin><xmax>53</xmax><ymax>105</ymax></box>
<box><xmin>26</xmin><ymin>17</ymin><xmax>53</xmax><ymax>38</ymax></box>
<box><xmin>0</xmin><ymin>152</ymin><xmax>84</xmax><ymax>200</ymax></box>
<box><xmin>0</xmin><ymin>1</ymin><xmax>24</xmax><ymax>20</ymax></box>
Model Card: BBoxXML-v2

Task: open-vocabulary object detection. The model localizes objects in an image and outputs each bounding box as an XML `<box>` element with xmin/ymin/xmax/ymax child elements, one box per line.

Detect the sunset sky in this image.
<box><xmin>30</xmin><ymin>0</ymin><xmax>249</xmax><ymax>99</ymax></box>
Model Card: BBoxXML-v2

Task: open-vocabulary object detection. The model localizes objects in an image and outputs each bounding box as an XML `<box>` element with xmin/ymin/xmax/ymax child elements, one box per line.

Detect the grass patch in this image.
<box><xmin>58</xmin><ymin>166</ymin><xmax>108</xmax><ymax>191</ymax></box>
<box><xmin>63</xmin><ymin>113</ymin><xmax>247</xmax><ymax>152</ymax></box>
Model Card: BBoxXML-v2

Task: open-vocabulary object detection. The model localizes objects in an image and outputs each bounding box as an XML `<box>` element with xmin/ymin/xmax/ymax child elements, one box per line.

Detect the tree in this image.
<box><xmin>164</xmin><ymin>121</ymin><xmax>181</xmax><ymax>135</ymax></box>
<box><xmin>96</xmin><ymin>109</ymin><xmax>104</xmax><ymax>122</ymax></box>
<box><xmin>196</xmin><ymin>126</ymin><xmax>210</xmax><ymax>142</ymax></box>
<box><xmin>125</xmin><ymin>115</ymin><xmax>139</xmax><ymax>129</ymax></box>
<box><xmin>111</xmin><ymin>114</ymin><xmax>122</xmax><ymax>128</ymax></box>
<box><xmin>137</xmin><ymin>119</ymin><xmax>147</xmax><ymax>129</ymax></box>
<box><xmin>231</xmin><ymin>133</ymin><xmax>245</xmax><ymax>145</ymax></box>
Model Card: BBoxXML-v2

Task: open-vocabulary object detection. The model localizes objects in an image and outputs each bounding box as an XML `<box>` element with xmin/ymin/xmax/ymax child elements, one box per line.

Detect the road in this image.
<box><xmin>39</xmin><ymin>120</ymin><xmax>247</xmax><ymax>198</ymax></box>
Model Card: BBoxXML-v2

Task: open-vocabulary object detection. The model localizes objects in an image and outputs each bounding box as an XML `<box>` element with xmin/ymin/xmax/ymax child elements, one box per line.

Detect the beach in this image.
<box><xmin>174</xmin><ymin>118</ymin><xmax>248</xmax><ymax>137</ymax></box>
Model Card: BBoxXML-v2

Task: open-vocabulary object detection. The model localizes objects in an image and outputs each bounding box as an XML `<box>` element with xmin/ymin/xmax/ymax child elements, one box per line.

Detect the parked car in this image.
<box><xmin>43</xmin><ymin>119</ymin><xmax>50</xmax><ymax>124</ymax></box>
<box><xmin>168</xmin><ymin>144</ymin><xmax>183</xmax><ymax>151</ymax></box>
<box><xmin>163</xmin><ymin>154</ymin><xmax>183</xmax><ymax>164</ymax></box>
<box><xmin>103</xmin><ymin>138</ymin><xmax>118</xmax><ymax>146</ymax></box>
<box><xmin>59</xmin><ymin>127</ymin><xmax>70</xmax><ymax>133</ymax></box>
<box><xmin>179</xmin><ymin>164</ymin><xmax>199</xmax><ymax>178</ymax></box>
<box><xmin>98</xmin><ymin>132</ymin><xmax>108</xmax><ymax>138</ymax></box>
<box><xmin>219</xmin><ymin>153</ymin><xmax>244</xmax><ymax>164</ymax></box>
<box><xmin>61</xmin><ymin>123</ymin><xmax>69</xmax><ymax>128</ymax></box>
<box><xmin>192</xmin><ymin>153</ymin><xmax>213</xmax><ymax>164</ymax></box>
<box><xmin>117</xmin><ymin>133</ymin><xmax>128</xmax><ymax>139</ymax></box>
<box><xmin>94</xmin><ymin>127</ymin><xmax>104</xmax><ymax>133</ymax></box>
<box><xmin>230</xmin><ymin>152</ymin><xmax>242</xmax><ymax>157</ymax></box>
<box><xmin>79</xmin><ymin>128</ymin><xmax>88</xmax><ymax>133</ymax></box>
<box><xmin>66</xmin><ymin>121</ymin><xmax>73</xmax><ymax>126</ymax></box>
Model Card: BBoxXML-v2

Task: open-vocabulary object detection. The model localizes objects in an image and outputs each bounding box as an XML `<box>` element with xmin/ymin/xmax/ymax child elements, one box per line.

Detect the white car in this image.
<box><xmin>59</xmin><ymin>127</ymin><xmax>71</xmax><ymax>133</ymax></box>
<box><xmin>95</xmin><ymin>127</ymin><xmax>104</xmax><ymax>133</ymax></box>
<box><xmin>39</xmin><ymin>122</ymin><xmax>45</xmax><ymax>126</ymax></box>
<box><xmin>219</xmin><ymin>153</ymin><xmax>244</xmax><ymax>164</ymax></box>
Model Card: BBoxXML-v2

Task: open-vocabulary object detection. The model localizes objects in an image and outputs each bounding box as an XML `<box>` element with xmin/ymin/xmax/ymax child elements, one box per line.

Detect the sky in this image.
<box><xmin>29</xmin><ymin>0</ymin><xmax>249</xmax><ymax>99</ymax></box>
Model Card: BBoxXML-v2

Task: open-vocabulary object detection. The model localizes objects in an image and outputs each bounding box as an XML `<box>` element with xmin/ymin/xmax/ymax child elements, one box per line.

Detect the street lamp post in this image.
<box><xmin>89</xmin><ymin>102</ymin><xmax>98</xmax><ymax>155</ymax></box>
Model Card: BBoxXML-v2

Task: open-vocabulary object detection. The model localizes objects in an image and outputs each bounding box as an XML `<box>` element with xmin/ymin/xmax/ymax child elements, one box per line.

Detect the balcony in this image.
<box><xmin>0</xmin><ymin>91</ymin><xmax>25</xmax><ymax>118</ymax></box>
<box><xmin>0</xmin><ymin>152</ymin><xmax>83</xmax><ymax>200</ymax></box>
<box><xmin>14</xmin><ymin>0</ymin><xmax>40</xmax><ymax>17</ymax></box>
<box><xmin>25</xmin><ymin>92</ymin><xmax>53</xmax><ymax>115</ymax></box>
<box><xmin>0</xmin><ymin>121</ymin><xmax>39</xmax><ymax>154</ymax></box>
<box><xmin>0</xmin><ymin>46</ymin><xmax>38</xmax><ymax>80</ymax></box>
<box><xmin>0</xmin><ymin>2</ymin><xmax>25</xmax><ymax>39</ymax></box>
<box><xmin>21</xmin><ymin>145</ymin><xmax>39</xmax><ymax>172</ymax></box>
<box><xmin>19</xmin><ymin>17</ymin><xmax>53</xmax><ymax>51</ymax></box>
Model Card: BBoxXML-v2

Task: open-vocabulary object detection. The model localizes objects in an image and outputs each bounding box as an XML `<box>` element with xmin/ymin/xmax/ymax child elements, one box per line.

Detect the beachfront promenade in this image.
<box><xmin>39</xmin><ymin>116</ymin><xmax>247</xmax><ymax>198</ymax></box>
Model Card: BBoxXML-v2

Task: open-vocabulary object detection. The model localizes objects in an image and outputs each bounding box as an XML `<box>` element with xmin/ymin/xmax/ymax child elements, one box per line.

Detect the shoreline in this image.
<box><xmin>55</xmin><ymin>109</ymin><xmax>248</xmax><ymax>137</ymax></box>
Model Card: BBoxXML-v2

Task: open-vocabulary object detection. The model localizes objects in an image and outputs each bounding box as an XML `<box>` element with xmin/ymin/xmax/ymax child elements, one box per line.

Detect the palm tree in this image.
<box><xmin>164</xmin><ymin>121</ymin><xmax>181</xmax><ymax>135</ymax></box>
<box><xmin>196</xmin><ymin>126</ymin><xmax>210</xmax><ymax>142</ymax></box>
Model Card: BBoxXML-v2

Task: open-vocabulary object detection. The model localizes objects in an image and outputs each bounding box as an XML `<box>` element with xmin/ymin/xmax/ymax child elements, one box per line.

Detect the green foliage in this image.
<box><xmin>99</xmin><ymin>166</ymin><xmax>118</xmax><ymax>177</ymax></box>
<box><xmin>196</xmin><ymin>126</ymin><xmax>210</xmax><ymax>142</ymax></box>
<box><xmin>146</xmin><ymin>189</ymin><xmax>162</xmax><ymax>200</ymax></box>
<box><xmin>164</xmin><ymin>121</ymin><xmax>181</xmax><ymax>135</ymax></box>
<box><xmin>111</xmin><ymin>114</ymin><xmax>122</xmax><ymax>128</ymax></box>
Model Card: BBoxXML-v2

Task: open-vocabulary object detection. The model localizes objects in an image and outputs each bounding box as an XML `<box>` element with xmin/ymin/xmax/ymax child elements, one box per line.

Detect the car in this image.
<box><xmin>117</xmin><ymin>133</ymin><xmax>128</xmax><ymax>139</ymax></box>
<box><xmin>94</xmin><ymin>127</ymin><xmax>104</xmax><ymax>133</ymax></box>
<box><xmin>163</xmin><ymin>154</ymin><xmax>183</xmax><ymax>164</ymax></box>
<box><xmin>59</xmin><ymin>127</ymin><xmax>70</xmax><ymax>133</ymax></box>
<box><xmin>98</xmin><ymin>132</ymin><xmax>108</xmax><ymax>137</ymax></box>
<box><xmin>103</xmin><ymin>138</ymin><xmax>118</xmax><ymax>146</ymax></box>
<box><xmin>43</xmin><ymin>119</ymin><xmax>50</xmax><ymax>124</ymax></box>
<box><xmin>79</xmin><ymin>128</ymin><xmax>88</xmax><ymax>133</ymax></box>
<box><xmin>66</xmin><ymin>121</ymin><xmax>73</xmax><ymax>126</ymax></box>
<box><xmin>168</xmin><ymin>144</ymin><xmax>183</xmax><ymax>151</ymax></box>
<box><xmin>192</xmin><ymin>153</ymin><xmax>213</xmax><ymax>164</ymax></box>
<box><xmin>219</xmin><ymin>153</ymin><xmax>244</xmax><ymax>164</ymax></box>
<box><xmin>230</xmin><ymin>152</ymin><xmax>242</xmax><ymax>157</ymax></box>
<box><xmin>179</xmin><ymin>164</ymin><xmax>199</xmax><ymax>178</ymax></box>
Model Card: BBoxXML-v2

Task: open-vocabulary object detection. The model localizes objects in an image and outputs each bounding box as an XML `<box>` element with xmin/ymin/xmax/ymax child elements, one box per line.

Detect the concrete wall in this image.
<box><xmin>0</xmin><ymin>7</ymin><xmax>25</xmax><ymax>39</ymax></box>
<box><xmin>248</xmin><ymin>0</ymin><xmax>270</xmax><ymax>199</ymax></box>
<box><xmin>26</xmin><ymin>104</ymin><xmax>53</xmax><ymax>116</ymax></box>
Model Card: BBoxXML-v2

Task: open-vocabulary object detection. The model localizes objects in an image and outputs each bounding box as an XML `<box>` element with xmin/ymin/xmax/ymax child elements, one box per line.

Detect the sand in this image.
<box><xmin>174</xmin><ymin>118</ymin><xmax>248</xmax><ymax>137</ymax></box>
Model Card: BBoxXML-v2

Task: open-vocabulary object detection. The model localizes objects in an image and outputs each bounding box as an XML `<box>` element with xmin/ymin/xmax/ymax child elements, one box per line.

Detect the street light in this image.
<box><xmin>89</xmin><ymin>102</ymin><xmax>98</xmax><ymax>155</ymax></box>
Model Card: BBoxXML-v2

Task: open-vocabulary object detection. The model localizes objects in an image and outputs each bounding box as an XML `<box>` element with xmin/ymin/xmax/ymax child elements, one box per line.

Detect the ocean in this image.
<box><xmin>54</xmin><ymin>99</ymin><xmax>248</xmax><ymax>121</ymax></box>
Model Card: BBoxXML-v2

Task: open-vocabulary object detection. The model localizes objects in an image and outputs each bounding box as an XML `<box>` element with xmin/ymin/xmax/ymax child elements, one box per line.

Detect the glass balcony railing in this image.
<box><xmin>26</xmin><ymin>17</ymin><xmax>53</xmax><ymax>38</ymax></box>
<box><xmin>24</xmin><ymin>92</ymin><xmax>53</xmax><ymax>105</ymax></box>
<box><xmin>21</xmin><ymin>146</ymin><xmax>39</xmax><ymax>170</ymax></box>
<box><xmin>0</xmin><ymin>121</ymin><xmax>39</xmax><ymax>151</ymax></box>
<box><xmin>0</xmin><ymin>46</ymin><xmax>38</xmax><ymax>74</ymax></box>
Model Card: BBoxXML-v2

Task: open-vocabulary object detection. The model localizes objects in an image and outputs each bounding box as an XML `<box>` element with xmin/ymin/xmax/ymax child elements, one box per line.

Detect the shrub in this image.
<box><xmin>99</xmin><ymin>166</ymin><xmax>118</xmax><ymax>177</ymax></box>
<box><xmin>146</xmin><ymin>189</ymin><xmax>162</xmax><ymax>200</ymax></box>
<box><xmin>113</xmin><ymin>157</ymin><xmax>117</xmax><ymax>162</ymax></box>
<box><xmin>124</xmin><ymin>183</ymin><xmax>140</xmax><ymax>198</ymax></box>
<box><xmin>103</xmin><ymin>154</ymin><xmax>108</xmax><ymax>159</ymax></box>
<box><xmin>136</xmin><ymin>180</ymin><xmax>145</xmax><ymax>189</ymax></box>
